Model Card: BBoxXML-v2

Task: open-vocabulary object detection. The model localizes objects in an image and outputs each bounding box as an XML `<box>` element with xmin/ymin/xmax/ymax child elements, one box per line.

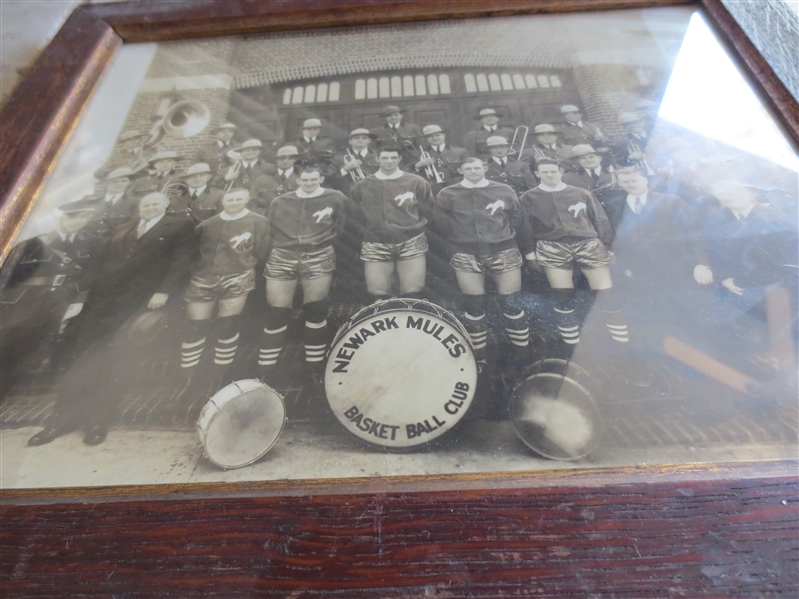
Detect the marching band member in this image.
<box><xmin>349</xmin><ymin>146</ymin><xmax>434</xmax><ymax>300</ymax></box>
<box><xmin>257</xmin><ymin>167</ymin><xmax>347</xmax><ymax>378</ymax></box>
<box><xmin>411</xmin><ymin>124</ymin><xmax>468</xmax><ymax>194</ymax></box>
<box><xmin>222</xmin><ymin>139</ymin><xmax>276</xmax><ymax>190</ymax></box>
<box><xmin>193</xmin><ymin>123</ymin><xmax>237</xmax><ymax>174</ymax></box>
<box><xmin>435</xmin><ymin>156</ymin><xmax>533</xmax><ymax>360</ymax></box>
<box><xmin>128</xmin><ymin>150</ymin><xmax>181</xmax><ymax>199</ymax></box>
<box><xmin>370</xmin><ymin>105</ymin><xmax>422</xmax><ymax>157</ymax></box>
<box><xmin>562</xmin><ymin>144</ymin><xmax>625</xmax><ymax>233</ymax></box>
<box><xmin>172</xmin><ymin>162</ymin><xmax>224</xmax><ymax>223</ymax></box>
<box><xmin>250</xmin><ymin>145</ymin><xmax>302</xmax><ymax>215</ymax></box>
<box><xmin>465</xmin><ymin>108</ymin><xmax>515</xmax><ymax>159</ymax></box>
<box><xmin>558</xmin><ymin>105</ymin><xmax>606</xmax><ymax>147</ymax></box>
<box><xmin>179</xmin><ymin>188</ymin><xmax>270</xmax><ymax>379</ymax></box>
<box><xmin>84</xmin><ymin>166</ymin><xmax>140</xmax><ymax>238</ymax></box>
<box><xmin>483</xmin><ymin>135</ymin><xmax>537</xmax><ymax>195</ymax></box>
<box><xmin>292</xmin><ymin>118</ymin><xmax>336</xmax><ymax>170</ymax></box>
<box><xmin>612</xmin><ymin>112</ymin><xmax>655</xmax><ymax>176</ymax></box>
<box><xmin>330</xmin><ymin>128</ymin><xmax>380</xmax><ymax>196</ymax></box>
<box><xmin>521</xmin><ymin>158</ymin><xmax>628</xmax><ymax>348</ymax></box>
<box><xmin>520</xmin><ymin>124</ymin><xmax>574</xmax><ymax>169</ymax></box>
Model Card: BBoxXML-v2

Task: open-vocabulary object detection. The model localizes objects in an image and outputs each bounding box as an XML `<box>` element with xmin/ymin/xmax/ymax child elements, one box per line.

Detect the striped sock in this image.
<box><xmin>504</xmin><ymin>310</ymin><xmax>530</xmax><ymax>348</ymax></box>
<box><xmin>214</xmin><ymin>332</ymin><xmax>239</xmax><ymax>366</ymax></box>
<box><xmin>304</xmin><ymin>319</ymin><xmax>328</xmax><ymax>363</ymax></box>
<box><xmin>258</xmin><ymin>324</ymin><xmax>287</xmax><ymax>367</ymax></box>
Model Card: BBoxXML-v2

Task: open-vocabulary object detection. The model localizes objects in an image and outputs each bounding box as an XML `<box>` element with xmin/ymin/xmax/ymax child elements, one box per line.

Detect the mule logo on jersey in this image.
<box><xmin>394</xmin><ymin>191</ymin><xmax>415</xmax><ymax>207</ymax></box>
<box><xmin>313</xmin><ymin>207</ymin><xmax>333</xmax><ymax>223</ymax></box>
<box><xmin>568</xmin><ymin>202</ymin><xmax>587</xmax><ymax>217</ymax></box>
<box><xmin>486</xmin><ymin>200</ymin><xmax>504</xmax><ymax>215</ymax></box>
<box><xmin>230</xmin><ymin>232</ymin><xmax>252</xmax><ymax>250</ymax></box>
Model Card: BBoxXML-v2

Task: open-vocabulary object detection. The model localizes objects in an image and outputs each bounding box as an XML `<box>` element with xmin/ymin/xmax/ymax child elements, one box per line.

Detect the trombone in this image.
<box><xmin>343</xmin><ymin>148</ymin><xmax>366</xmax><ymax>182</ymax></box>
<box><xmin>403</xmin><ymin>140</ymin><xmax>444</xmax><ymax>184</ymax></box>
<box><xmin>224</xmin><ymin>149</ymin><xmax>243</xmax><ymax>192</ymax></box>
<box><xmin>510</xmin><ymin>126</ymin><xmax>528</xmax><ymax>157</ymax></box>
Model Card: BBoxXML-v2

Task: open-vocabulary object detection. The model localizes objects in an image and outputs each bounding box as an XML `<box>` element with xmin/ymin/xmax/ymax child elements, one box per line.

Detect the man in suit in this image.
<box><xmin>410</xmin><ymin>125</ymin><xmax>468</xmax><ymax>194</ymax></box>
<box><xmin>483</xmin><ymin>135</ymin><xmax>537</xmax><ymax>196</ymax></box>
<box><xmin>28</xmin><ymin>192</ymin><xmax>196</xmax><ymax>447</ymax></box>
<box><xmin>465</xmin><ymin>108</ymin><xmax>515</xmax><ymax>159</ymax></box>
<box><xmin>557</xmin><ymin>105</ymin><xmax>607</xmax><ymax>148</ymax></box>
<box><xmin>250</xmin><ymin>145</ymin><xmax>301</xmax><ymax>215</ymax></box>
<box><xmin>221</xmin><ymin>139</ymin><xmax>276</xmax><ymax>191</ymax></box>
<box><xmin>563</xmin><ymin>144</ymin><xmax>625</xmax><ymax>234</ymax></box>
<box><xmin>520</xmin><ymin>124</ymin><xmax>574</xmax><ymax>170</ymax></box>
<box><xmin>84</xmin><ymin>166</ymin><xmax>139</xmax><ymax>239</ymax></box>
<box><xmin>193</xmin><ymin>123</ymin><xmax>237</xmax><ymax>174</ymax></box>
<box><xmin>292</xmin><ymin>118</ymin><xmax>336</xmax><ymax>172</ymax></box>
<box><xmin>172</xmin><ymin>162</ymin><xmax>224</xmax><ymax>223</ymax></box>
<box><xmin>1</xmin><ymin>199</ymin><xmax>101</xmax><ymax>401</ymax></box>
<box><xmin>370</xmin><ymin>105</ymin><xmax>422</xmax><ymax>157</ymax></box>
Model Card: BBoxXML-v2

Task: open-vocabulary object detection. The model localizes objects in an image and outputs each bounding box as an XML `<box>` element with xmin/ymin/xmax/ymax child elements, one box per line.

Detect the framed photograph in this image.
<box><xmin>1</xmin><ymin>1</ymin><xmax>796</xmax><ymax>596</ymax></box>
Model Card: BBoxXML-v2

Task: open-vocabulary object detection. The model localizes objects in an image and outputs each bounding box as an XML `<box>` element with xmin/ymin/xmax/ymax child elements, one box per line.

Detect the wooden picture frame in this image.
<box><xmin>1</xmin><ymin>1</ymin><xmax>796</xmax><ymax>597</ymax></box>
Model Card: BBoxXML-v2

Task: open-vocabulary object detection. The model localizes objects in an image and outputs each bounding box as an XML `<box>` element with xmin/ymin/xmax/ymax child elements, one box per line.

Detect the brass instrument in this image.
<box><xmin>531</xmin><ymin>146</ymin><xmax>548</xmax><ymax>162</ymax></box>
<box><xmin>404</xmin><ymin>140</ymin><xmax>444</xmax><ymax>184</ymax></box>
<box><xmin>224</xmin><ymin>149</ymin><xmax>244</xmax><ymax>192</ymax></box>
<box><xmin>593</xmin><ymin>126</ymin><xmax>607</xmax><ymax>143</ymax></box>
<box><xmin>343</xmin><ymin>148</ymin><xmax>366</xmax><ymax>182</ymax></box>
<box><xmin>626</xmin><ymin>140</ymin><xmax>654</xmax><ymax>176</ymax></box>
<box><xmin>510</xmin><ymin>126</ymin><xmax>528</xmax><ymax>157</ymax></box>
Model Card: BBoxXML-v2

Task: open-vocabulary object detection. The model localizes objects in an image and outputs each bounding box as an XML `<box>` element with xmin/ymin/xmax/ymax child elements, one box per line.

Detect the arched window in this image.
<box><xmin>415</xmin><ymin>74</ymin><xmax>427</xmax><ymax>96</ymax></box>
<box><xmin>391</xmin><ymin>76</ymin><xmax>402</xmax><ymax>97</ymax></box>
<box><xmin>317</xmin><ymin>82</ymin><xmax>328</xmax><ymax>102</ymax></box>
<box><xmin>438</xmin><ymin>74</ymin><xmax>451</xmax><ymax>94</ymax></box>
<box><xmin>537</xmin><ymin>75</ymin><xmax>550</xmax><ymax>88</ymax></box>
<box><xmin>464</xmin><ymin>73</ymin><xmax>477</xmax><ymax>93</ymax></box>
<box><xmin>427</xmin><ymin>74</ymin><xmax>439</xmax><ymax>95</ymax></box>
<box><xmin>379</xmin><ymin>77</ymin><xmax>390</xmax><ymax>98</ymax></box>
<box><xmin>291</xmin><ymin>86</ymin><xmax>304</xmax><ymax>104</ymax></box>
<box><xmin>525</xmin><ymin>75</ymin><xmax>538</xmax><ymax>88</ymax></box>
<box><xmin>500</xmin><ymin>74</ymin><xmax>514</xmax><ymax>91</ymax></box>
<box><xmin>403</xmin><ymin>75</ymin><xmax>415</xmax><ymax>96</ymax></box>
<box><xmin>512</xmin><ymin>74</ymin><xmax>526</xmax><ymax>90</ymax></box>
<box><xmin>282</xmin><ymin>89</ymin><xmax>292</xmax><ymax>104</ymax></box>
<box><xmin>488</xmin><ymin>74</ymin><xmax>501</xmax><ymax>91</ymax></box>
<box><xmin>329</xmin><ymin>82</ymin><xmax>340</xmax><ymax>101</ymax></box>
<box><xmin>366</xmin><ymin>78</ymin><xmax>378</xmax><ymax>99</ymax></box>
<box><xmin>550</xmin><ymin>75</ymin><xmax>561</xmax><ymax>87</ymax></box>
<box><xmin>303</xmin><ymin>84</ymin><xmax>316</xmax><ymax>103</ymax></box>
<box><xmin>354</xmin><ymin>79</ymin><xmax>365</xmax><ymax>100</ymax></box>
<box><xmin>476</xmin><ymin>74</ymin><xmax>489</xmax><ymax>92</ymax></box>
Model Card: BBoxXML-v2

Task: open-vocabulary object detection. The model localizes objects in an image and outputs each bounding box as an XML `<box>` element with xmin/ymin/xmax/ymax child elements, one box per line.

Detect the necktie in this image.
<box><xmin>633</xmin><ymin>197</ymin><xmax>643</xmax><ymax>214</ymax></box>
<box><xmin>137</xmin><ymin>220</ymin><xmax>148</xmax><ymax>239</ymax></box>
<box><xmin>191</xmin><ymin>190</ymin><xmax>198</xmax><ymax>200</ymax></box>
<box><xmin>280</xmin><ymin>172</ymin><xmax>286</xmax><ymax>181</ymax></box>
<box><xmin>590</xmin><ymin>170</ymin><xmax>599</xmax><ymax>183</ymax></box>
<box><xmin>501</xmin><ymin>158</ymin><xmax>507</xmax><ymax>167</ymax></box>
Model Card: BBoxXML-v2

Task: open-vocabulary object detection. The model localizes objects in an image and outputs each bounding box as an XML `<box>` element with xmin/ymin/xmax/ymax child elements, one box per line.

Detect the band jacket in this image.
<box><xmin>84</xmin><ymin>194</ymin><xmax>139</xmax><ymax>239</ymax></box>
<box><xmin>410</xmin><ymin>144</ymin><xmax>468</xmax><ymax>186</ymax></box>
<box><xmin>465</xmin><ymin>126</ymin><xmax>516</xmax><ymax>158</ymax></box>
<box><xmin>268</xmin><ymin>188</ymin><xmax>347</xmax><ymax>250</ymax></box>
<box><xmin>520</xmin><ymin>183</ymin><xmax>613</xmax><ymax>247</ymax></box>
<box><xmin>369</xmin><ymin>123</ymin><xmax>422</xmax><ymax>149</ymax></box>
<box><xmin>128</xmin><ymin>170</ymin><xmax>179</xmax><ymax>199</ymax></box>
<box><xmin>216</xmin><ymin>159</ymin><xmax>277</xmax><ymax>191</ymax></box>
<box><xmin>435</xmin><ymin>180</ymin><xmax>532</xmax><ymax>255</ymax></box>
<box><xmin>519</xmin><ymin>143</ymin><xmax>575</xmax><ymax>168</ymax></box>
<box><xmin>485</xmin><ymin>157</ymin><xmax>538</xmax><ymax>195</ymax></box>
<box><xmin>558</xmin><ymin>121</ymin><xmax>604</xmax><ymax>147</ymax></box>
<box><xmin>194</xmin><ymin>140</ymin><xmax>235</xmax><ymax>173</ymax></box>
<box><xmin>193</xmin><ymin>210</ymin><xmax>271</xmax><ymax>278</ymax></box>
<box><xmin>329</xmin><ymin>149</ymin><xmax>380</xmax><ymax>195</ymax></box>
<box><xmin>349</xmin><ymin>171</ymin><xmax>434</xmax><ymax>244</ymax></box>
<box><xmin>170</xmin><ymin>186</ymin><xmax>225</xmax><ymax>223</ymax></box>
<box><xmin>249</xmin><ymin>170</ymin><xmax>300</xmax><ymax>216</ymax></box>
<box><xmin>291</xmin><ymin>137</ymin><xmax>336</xmax><ymax>170</ymax></box>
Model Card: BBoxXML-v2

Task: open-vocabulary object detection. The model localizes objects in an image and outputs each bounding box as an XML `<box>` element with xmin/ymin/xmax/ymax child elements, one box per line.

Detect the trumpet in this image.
<box><xmin>224</xmin><ymin>149</ymin><xmax>244</xmax><ymax>191</ymax></box>
<box><xmin>510</xmin><ymin>126</ymin><xmax>528</xmax><ymax>157</ymax></box>
<box><xmin>404</xmin><ymin>140</ymin><xmax>444</xmax><ymax>184</ymax></box>
<box><xmin>531</xmin><ymin>146</ymin><xmax>548</xmax><ymax>162</ymax></box>
<box><xmin>627</xmin><ymin>141</ymin><xmax>654</xmax><ymax>175</ymax></box>
<box><xmin>593</xmin><ymin>126</ymin><xmax>607</xmax><ymax>143</ymax></box>
<box><xmin>343</xmin><ymin>148</ymin><xmax>366</xmax><ymax>182</ymax></box>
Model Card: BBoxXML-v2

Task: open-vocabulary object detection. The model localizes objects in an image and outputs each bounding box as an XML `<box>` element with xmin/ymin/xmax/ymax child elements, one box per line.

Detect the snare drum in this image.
<box><xmin>197</xmin><ymin>379</ymin><xmax>286</xmax><ymax>469</ymax></box>
<box><xmin>325</xmin><ymin>299</ymin><xmax>478</xmax><ymax>449</ymax></box>
<box><xmin>509</xmin><ymin>359</ymin><xmax>602</xmax><ymax>461</ymax></box>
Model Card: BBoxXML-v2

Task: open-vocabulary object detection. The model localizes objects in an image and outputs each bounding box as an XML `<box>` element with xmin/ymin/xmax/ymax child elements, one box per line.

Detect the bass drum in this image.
<box><xmin>325</xmin><ymin>298</ymin><xmax>478</xmax><ymax>449</ymax></box>
<box><xmin>509</xmin><ymin>359</ymin><xmax>602</xmax><ymax>461</ymax></box>
<box><xmin>197</xmin><ymin>379</ymin><xmax>286</xmax><ymax>469</ymax></box>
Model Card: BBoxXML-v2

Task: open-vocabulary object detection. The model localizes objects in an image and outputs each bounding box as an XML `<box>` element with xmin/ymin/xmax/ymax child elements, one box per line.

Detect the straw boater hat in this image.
<box><xmin>119</xmin><ymin>130</ymin><xmax>146</xmax><ymax>142</ymax></box>
<box><xmin>214</xmin><ymin>123</ymin><xmax>236</xmax><ymax>132</ymax></box>
<box><xmin>560</xmin><ymin>105</ymin><xmax>581</xmax><ymax>114</ymax></box>
<box><xmin>232</xmin><ymin>139</ymin><xmax>263</xmax><ymax>153</ymax></box>
<box><xmin>276</xmin><ymin>145</ymin><xmax>300</xmax><ymax>157</ymax></box>
<box><xmin>302</xmin><ymin>118</ymin><xmax>322</xmax><ymax>128</ymax></box>
<box><xmin>475</xmin><ymin>108</ymin><xmax>503</xmax><ymax>120</ymax></box>
<box><xmin>617</xmin><ymin>112</ymin><xmax>641</xmax><ymax>125</ymax></box>
<box><xmin>422</xmin><ymin>125</ymin><xmax>446</xmax><ymax>137</ymax></box>
<box><xmin>379</xmin><ymin>105</ymin><xmax>406</xmax><ymax>117</ymax></box>
<box><xmin>485</xmin><ymin>136</ymin><xmax>510</xmax><ymax>147</ymax></box>
<box><xmin>570</xmin><ymin>144</ymin><xmax>606</xmax><ymax>159</ymax></box>
<box><xmin>533</xmin><ymin>124</ymin><xmax>556</xmax><ymax>134</ymax></box>
<box><xmin>180</xmin><ymin>163</ymin><xmax>213</xmax><ymax>178</ymax></box>
<box><xmin>147</xmin><ymin>150</ymin><xmax>179</xmax><ymax>163</ymax></box>
<box><xmin>349</xmin><ymin>128</ymin><xmax>376</xmax><ymax>139</ymax></box>
<box><xmin>105</xmin><ymin>166</ymin><xmax>136</xmax><ymax>180</ymax></box>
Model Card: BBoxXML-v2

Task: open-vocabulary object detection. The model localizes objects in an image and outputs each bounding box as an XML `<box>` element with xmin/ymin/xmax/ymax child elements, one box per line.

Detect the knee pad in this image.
<box><xmin>264</xmin><ymin>306</ymin><xmax>292</xmax><ymax>330</ymax></box>
<box><xmin>302</xmin><ymin>299</ymin><xmax>330</xmax><ymax>324</ymax></box>
<box><xmin>463</xmin><ymin>294</ymin><xmax>486</xmax><ymax>318</ymax></box>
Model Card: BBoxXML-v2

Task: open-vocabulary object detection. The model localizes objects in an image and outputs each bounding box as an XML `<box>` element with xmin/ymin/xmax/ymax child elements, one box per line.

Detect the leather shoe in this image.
<box><xmin>28</xmin><ymin>427</ymin><xmax>64</xmax><ymax>446</ymax></box>
<box><xmin>83</xmin><ymin>425</ymin><xmax>107</xmax><ymax>446</ymax></box>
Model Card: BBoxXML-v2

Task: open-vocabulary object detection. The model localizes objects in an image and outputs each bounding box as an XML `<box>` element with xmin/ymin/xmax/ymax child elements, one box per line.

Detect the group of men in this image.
<box><xmin>5</xmin><ymin>99</ymin><xmax>795</xmax><ymax>448</ymax></box>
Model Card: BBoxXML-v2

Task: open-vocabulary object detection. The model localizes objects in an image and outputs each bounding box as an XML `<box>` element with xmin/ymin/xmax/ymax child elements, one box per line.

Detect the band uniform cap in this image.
<box><xmin>560</xmin><ymin>105</ymin><xmax>580</xmax><ymax>114</ymax></box>
<box><xmin>181</xmin><ymin>163</ymin><xmax>213</xmax><ymax>177</ymax></box>
<box><xmin>476</xmin><ymin>108</ymin><xmax>503</xmax><ymax>119</ymax></box>
<box><xmin>233</xmin><ymin>139</ymin><xmax>263</xmax><ymax>152</ymax></box>
<box><xmin>119</xmin><ymin>130</ymin><xmax>146</xmax><ymax>142</ymax></box>
<box><xmin>105</xmin><ymin>166</ymin><xmax>136</xmax><ymax>180</ymax></box>
<box><xmin>422</xmin><ymin>124</ymin><xmax>445</xmax><ymax>137</ymax></box>
<box><xmin>58</xmin><ymin>198</ymin><xmax>99</xmax><ymax>214</ymax></box>
<box><xmin>349</xmin><ymin>128</ymin><xmax>374</xmax><ymax>138</ymax></box>
<box><xmin>276</xmin><ymin>145</ymin><xmax>300</xmax><ymax>157</ymax></box>
<box><xmin>618</xmin><ymin>111</ymin><xmax>641</xmax><ymax>124</ymax></box>
<box><xmin>148</xmin><ymin>150</ymin><xmax>179</xmax><ymax>163</ymax></box>
<box><xmin>379</xmin><ymin>105</ymin><xmax>405</xmax><ymax>117</ymax></box>
<box><xmin>485</xmin><ymin>135</ymin><xmax>510</xmax><ymax>147</ymax></box>
<box><xmin>302</xmin><ymin>118</ymin><xmax>322</xmax><ymax>128</ymax></box>
<box><xmin>215</xmin><ymin>122</ymin><xmax>237</xmax><ymax>131</ymax></box>
<box><xmin>534</xmin><ymin>124</ymin><xmax>556</xmax><ymax>134</ymax></box>
<box><xmin>570</xmin><ymin>144</ymin><xmax>602</xmax><ymax>158</ymax></box>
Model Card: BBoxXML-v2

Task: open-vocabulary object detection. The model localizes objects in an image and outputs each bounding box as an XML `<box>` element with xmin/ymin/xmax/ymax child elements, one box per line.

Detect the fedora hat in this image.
<box><xmin>148</xmin><ymin>150</ymin><xmax>179</xmax><ymax>163</ymax></box>
<box><xmin>475</xmin><ymin>108</ymin><xmax>503</xmax><ymax>120</ymax></box>
<box><xmin>302</xmin><ymin>118</ymin><xmax>322</xmax><ymax>128</ymax></box>
<box><xmin>422</xmin><ymin>124</ymin><xmax>446</xmax><ymax>136</ymax></box>
<box><xmin>379</xmin><ymin>105</ymin><xmax>406</xmax><ymax>117</ymax></box>
<box><xmin>276</xmin><ymin>145</ymin><xmax>300</xmax><ymax>157</ymax></box>
<box><xmin>533</xmin><ymin>124</ymin><xmax>556</xmax><ymax>134</ymax></box>
<box><xmin>570</xmin><ymin>144</ymin><xmax>606</xmax><ymax>159</ymax></box>
<box><xmin>214</xmin><ymin>122</ymin><xmax>236</xmax><ymax>132</ymax></box>
<box><xmin>485</xmin><ymin>135</ymin><xmax>510</xmax><ymax>147</ymax></box>
<box><xmin>180</xmin><ymin>163</ymin><xmax>213</xmax><ymax>178</ymax></box>
<box><xmin>348</xmin><ymin>128</ymin><xmax>376</xmax><ymax>139</ymax></box>
<box><xmin>232</xmin><ymin>139</ymin><xmax>263</xmax><ymax>153</ymax></box>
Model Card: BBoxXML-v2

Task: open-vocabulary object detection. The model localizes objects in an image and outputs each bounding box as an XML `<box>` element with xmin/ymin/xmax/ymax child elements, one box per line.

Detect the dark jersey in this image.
<box><xmin>193</xmin><ymin>210</ymin><xmax>270</xmax><ymax>277</ymax></box>
<box><xmin>268</xmin><ymin>188</ymin><xmax>347</xmax><ymax>249</ymax></box>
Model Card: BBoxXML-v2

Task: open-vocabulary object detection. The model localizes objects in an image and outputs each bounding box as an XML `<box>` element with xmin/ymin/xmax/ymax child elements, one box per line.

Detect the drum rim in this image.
<box><xmin>197</xmin><ymin>379</ymin><xmax>287</xmax><ymax>469</ymax></box>
<box><xmin>509</xmin><ymin>371</ymin><xmax>602</xmax><ymax>461</ymax></box>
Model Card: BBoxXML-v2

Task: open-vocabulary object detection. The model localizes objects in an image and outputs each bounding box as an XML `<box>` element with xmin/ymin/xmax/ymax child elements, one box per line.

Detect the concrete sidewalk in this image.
<box><xmin>2</xmin><ymin>420</ymin><xmax>794</xmax><ymax>490</ymax></box>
